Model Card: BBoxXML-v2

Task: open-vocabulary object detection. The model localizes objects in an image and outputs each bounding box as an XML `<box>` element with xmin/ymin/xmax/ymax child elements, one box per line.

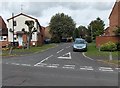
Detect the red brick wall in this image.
<box><xmin>108</xmin><ymin>1</ymin><xmax>120</xmax><ymax>36</ymax></box>
<box><xmin>118</xmin><ymin>1</ymin><xmax>120</xmax><ymax>26</ymax></box>
<box><xmin>0</xmin><ymin>41</ymin><xmax>8</xmax><ymax>48</ymax></box>
<box><xmin>96</xmin><ymin>36</ymin><xmax>120</xmax><ymax>47</ymax></box>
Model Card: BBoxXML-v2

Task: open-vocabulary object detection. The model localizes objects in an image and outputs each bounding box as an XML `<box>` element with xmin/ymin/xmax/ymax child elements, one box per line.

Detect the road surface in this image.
<box><xmin>2</xmin><ymin>43</ymin><xmax>119</xmax><ymax>86</ymax></box>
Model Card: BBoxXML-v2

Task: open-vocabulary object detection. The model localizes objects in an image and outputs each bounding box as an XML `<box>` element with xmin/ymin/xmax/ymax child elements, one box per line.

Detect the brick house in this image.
<box><xmin>44</xmin><ymin>26</ymin><xmax>51</xmax><ymax>39</ymax></box>
<box><xmin>7</xmin><ymin>13</ymin><xmax>45</xmax><ymax>47</ymax></box>
<box><xmin>0</xmin><ymin>16</ymin><xmax>8</xmax><ymax>48</ymax></box>
<box><xmin>105</xmin><ymin>0</ymin><xmax>120</xmax><ymax>36</ymax></box>
<box><xmin>96</xmin><ymin>0</ymin><xmax>120</xmax><ymax>47</ymax></box>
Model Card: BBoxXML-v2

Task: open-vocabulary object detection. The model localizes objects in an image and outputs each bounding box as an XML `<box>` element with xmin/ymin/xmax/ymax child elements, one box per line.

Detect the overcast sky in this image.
<box><xmin>0</xmin><ymin>0</ymin><xmax>116</xmax><ymax>28</ymax></box>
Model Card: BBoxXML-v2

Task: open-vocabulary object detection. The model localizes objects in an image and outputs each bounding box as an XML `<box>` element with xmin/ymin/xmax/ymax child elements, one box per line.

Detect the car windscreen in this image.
<box><xmin>75</xmin><ymin>40</ymin><xmax>85</xmax><ymax>44</ymax></box>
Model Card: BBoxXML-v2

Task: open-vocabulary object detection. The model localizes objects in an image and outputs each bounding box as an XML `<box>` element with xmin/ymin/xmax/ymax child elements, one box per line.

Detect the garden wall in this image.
<box><xmin>96</xmin><ymin>36</ymin><xmax>120</xmax><ymax>47</ymax></box>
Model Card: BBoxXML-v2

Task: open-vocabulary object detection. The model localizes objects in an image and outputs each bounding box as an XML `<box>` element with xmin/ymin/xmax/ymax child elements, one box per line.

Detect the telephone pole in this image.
<box><xmin>12</xmin><ymin>13</ymin><xmax>14</xmax><ymax>46</ymax></box>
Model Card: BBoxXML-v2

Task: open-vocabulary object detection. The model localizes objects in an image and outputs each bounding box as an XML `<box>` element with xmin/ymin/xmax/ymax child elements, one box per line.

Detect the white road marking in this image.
<box><xmin>64</xmin><ymin>65</ymin><xmax>75</xmax><ymax>67</ymax></box>
<box><xmin>58</xmin><ymin>52</ymin><xmax>71</xmax><ymax>59</ymax></box>
<box><xmin>5</xmin><ymin>63</ymin><xmax>8</xmax><ymax>64</ymax></box>
<box><xmin>11</xmin><ymin>63</ymin><xmax>20</xmax><ymax>65</ymax></box>
<box><xmin>80</xmin><ymin>66</ymin><xmax>94</xmax><ymax>71</ymax></box>
<box><xmin>46</xmin><ymin>64</ymin><xmax>59</xmax><ymax>68</ymax></box>
<box><xmin>57</xmin><ymin>49</ymin><xmax>64</xmax><ymax>53</ymax></box>
<box><xmin>21</xmin><ymin>64</ymin><xmax>31</xmax><ymax>66</ymax></box>
<box><xmin>51</xmin><ymin>64</ymin><xmax>59</xmax><ymax>66</ymax></box>
<box><xmin>115</xmin><ymin>68</ymin><xmax>120</xmax><ymax>70</ymax></box>
<box><xmin>63</xmin><ymin>64</ymin><xmax>75</xmax><ymax>69</ymax></box>
<box><xmin>34</xmin><ymin>63</ymin><xmax>47</xmax><ymax>67</ymax></box>
<box><xmin>82</xmin><ymin>52</ymin><xmax>94</xmax><ymax>60</ymax></box>
<box><xmin>46</xmin><ymin>65</ymin><xmax>58</xmax><ymax>68</ymax></box>
<box><xmin>66</xmin><ymin>46</ymin><xmax>71</xmax><ymax>49</ymax></box>
<box><xmin>34</xmin><ymin>55</ymin><xmax>53</xmax><ymax>66</ymax></box>
<box><xmin>99</xmin><ymin>67</ymin><xmax>113</xmax><ymax>72</ymax></box>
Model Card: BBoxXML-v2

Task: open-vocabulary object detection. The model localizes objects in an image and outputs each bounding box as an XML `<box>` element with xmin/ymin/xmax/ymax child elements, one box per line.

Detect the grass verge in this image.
<box><xmin>85</xmin><ymin>42</ymin><xmax>119</xmax><ymax>65</ymax></box>
<box><xmin>2</xmin><ymin>43</ymin><xmax>57</xmax><ymax>56</ymax></box>
<box><xmin>86</xmin><ymin>42</ymin><xmax>118</xmax><ymax>57</ymax></box>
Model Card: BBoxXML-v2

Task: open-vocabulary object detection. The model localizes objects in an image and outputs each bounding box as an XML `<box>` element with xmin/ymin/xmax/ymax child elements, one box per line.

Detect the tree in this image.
<box><xmin>88</xmin><ymin>17</ymin><xmax>105</xmax><ymax>40</ymax></box>
<box><xmin>24</xmin><ymin>20</ymin><xmax>37</xmax><ymax>49</ymax></box>
<box><xmin>49</xmin><ymin>13</ymin><xmax>76</xmax><ymax>42</ymax></box>
<box><xmin>73</xmin><ymin>28</ymin><xmax>80</xmax><ymax>40</ymax></box>
<box><xmin>77</xmin><ymin>25</ymin><xmax>88</xmax><ymax>38</ymax></box>
<box><xmin>114</xmin><ymin>26</ymin><xmax>120</xmax><ymax>36</ymax></box>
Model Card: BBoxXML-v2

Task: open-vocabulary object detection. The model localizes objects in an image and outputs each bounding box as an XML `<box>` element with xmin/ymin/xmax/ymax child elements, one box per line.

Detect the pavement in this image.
<box><xmin>2</xmin><ymin>43</ymin><xmax>119</xmax><ymax>86</ymax></box>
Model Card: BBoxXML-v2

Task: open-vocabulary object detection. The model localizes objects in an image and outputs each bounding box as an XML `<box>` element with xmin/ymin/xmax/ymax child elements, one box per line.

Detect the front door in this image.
<box><xmin>18</xmin><ymin>35</ymin><xmax>23</xmax><ymax>46</ymax></box>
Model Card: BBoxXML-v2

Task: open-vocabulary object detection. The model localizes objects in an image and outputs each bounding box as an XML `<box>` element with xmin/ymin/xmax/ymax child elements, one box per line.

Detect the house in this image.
<box><xmin>0</xmin><ymin>16</ymin><xmax>8</xmax><ymax>48</ymax></box>
<box><xmin>105</xmin><ymin>0</ymin><xmax>120</xmax><ymax>36</ymax></box>
<box><xmin>96</xmin><ymin>0</ymin><xmax>120</xmax><ymax>47</ymax></box>
<box><xmin>44</xmin><ymin>26</ymin><xmax>51</xmax><ymax>39</ymax></box>
<box><xmin>7</xmin><ymin>13</ymin><xmax>44</xmax><ymax>47</ymax></box>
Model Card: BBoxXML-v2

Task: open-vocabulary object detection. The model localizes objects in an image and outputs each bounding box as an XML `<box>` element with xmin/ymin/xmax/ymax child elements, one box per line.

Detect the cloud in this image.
<box><xmin>92</xmin><ymin>2</ymin><xmax>115</xmax><ymax>10</ymax></box>
<box><xmin>0</xmin><ymin>1</ymin><xmax>115</xmax><ymax>28</ymax></box>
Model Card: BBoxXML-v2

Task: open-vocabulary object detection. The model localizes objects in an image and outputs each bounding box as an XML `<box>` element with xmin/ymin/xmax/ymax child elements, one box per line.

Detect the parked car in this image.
<box><xmin>73</xmin><ymin>38</ymin><xmax>87</xmax><ymax>52</ymax></box>
<box><xmin>44</xmin><ymin>39</ymin><xmax>51</xmax><ymax>44</ymax></box>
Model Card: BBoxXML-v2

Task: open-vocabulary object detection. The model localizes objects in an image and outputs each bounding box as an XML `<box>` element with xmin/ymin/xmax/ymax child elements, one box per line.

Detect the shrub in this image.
<box><xmin>51</xmin><ymin>36</ymin><xmax>60</xmax><ymax>43</ymax></box>
<box><xmin>100</xmin><ymin>41</ymin><xmax>117</xmax><ymax>51</ymax></box>
<box><xmin>85</xmin><ymin>36</ymin><xmax>92</xmax><ymax>43</ymax></box>
<box><xmin>116</xmin><ymin>42</ymin><xmax>120</xmax><ymax>51</ymax></box>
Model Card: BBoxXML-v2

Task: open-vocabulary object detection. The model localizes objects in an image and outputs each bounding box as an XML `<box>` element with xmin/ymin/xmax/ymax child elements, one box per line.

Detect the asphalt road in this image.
<box><xmin>2</xmin><ymin>43</ymin><xmax>119</xmax><ymax>86</ymax></box>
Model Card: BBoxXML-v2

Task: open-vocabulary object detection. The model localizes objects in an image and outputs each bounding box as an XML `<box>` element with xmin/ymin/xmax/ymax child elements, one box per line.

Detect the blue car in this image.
<box><xmin>73</xmin><ymin>38</ymin><xmax>87</xmax><ymax>52</ymax></box>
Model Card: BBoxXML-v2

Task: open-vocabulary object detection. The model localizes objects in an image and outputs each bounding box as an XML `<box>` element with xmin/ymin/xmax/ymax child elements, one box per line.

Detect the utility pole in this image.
<box><xmin>9</xmin><ymin>13</ymin><xmax>14</xmax><ymax>55</ymax></box>
<box><xmin>21</xmin><ymin>4</ymin><xmax>23</xmax><ymax>13</ymax></box>
<box><xmin>12</xmin><ymin>13</ymin><xmax>14</xmax><ymax>46</ymax></box>
<box><xmin>91</xmin><ymin>26</ymin><xmax>93</xmax><ymax>41</ymax></box>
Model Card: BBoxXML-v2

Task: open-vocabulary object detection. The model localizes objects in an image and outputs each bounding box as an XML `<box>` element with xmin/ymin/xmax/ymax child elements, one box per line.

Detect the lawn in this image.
<box><xmin>85</xmin><ymin>42</ymin><xmax>119</xmax><ymax>66</ymax></box>
<box><xmin>2</xmin><ymin>43</ymin><xmax>57</xmax><ymax>56</ymax></box>
<box><xmin>86</xmin><ymin>42</ymin><xmax>118</xmax><ymax>57</ymax></box>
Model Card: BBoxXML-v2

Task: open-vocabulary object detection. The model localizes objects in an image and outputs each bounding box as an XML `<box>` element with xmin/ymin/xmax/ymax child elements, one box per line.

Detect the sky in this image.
<box><xmin>0</xmin><ymin>0</ymin><xmax>116</xmax><ymax>28</ymax></box>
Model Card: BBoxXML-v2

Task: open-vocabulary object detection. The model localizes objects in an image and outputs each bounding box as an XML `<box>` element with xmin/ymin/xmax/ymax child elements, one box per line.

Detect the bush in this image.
<box><xmin>116</xmin><ymin>42</ymin><xmax>120</xmax><ymax>51</ymax></box>
<box><xmin>100</xmin><ymin>41</ymin><xmax>117</xmax><ymax>51</ymax></box>
<box><xmin>51</xmin><ymin>37</ymin><xmax>60</xmax><ymax>43</ymax></box>
<box><xmin>85</xmin><ymin>36</ymin><xmax>92</xmax><ymax>43</ymax></box>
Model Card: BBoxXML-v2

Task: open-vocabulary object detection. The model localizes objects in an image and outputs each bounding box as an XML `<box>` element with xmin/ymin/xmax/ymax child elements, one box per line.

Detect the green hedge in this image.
<box><xmin>100</xmin><ymin>41</ymin><xmax>117</xmax><ymax>51</ymax></box>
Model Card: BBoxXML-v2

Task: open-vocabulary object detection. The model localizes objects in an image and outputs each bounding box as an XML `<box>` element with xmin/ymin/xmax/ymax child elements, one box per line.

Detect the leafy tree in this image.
<box><xmin>88</xmin><ymin>17</ymin><xmax>105</xmax><ymax>40</ymax></box>
<box><xmin>73</xmin><ymin>28</ymin><xmax>80</xmax><ymax>40</ymax></box>
<box><xmin>114</xmin><ymin>26</ymin><xmax>120</xmax><ymax>36</ymax></box>
<box><xmin>23</xmin><ymin>20</ymin><xmax>37</xmax><ymax>49</ymax></box>
<box><xmin>77</xmin><ymin>25</ymin><xmax>88</xmax><ymax>38</ymax></box>
<box><xmin>49</xmin><ymin>13</ymin><xmax>76</xmax><ymax>42</ymax></box>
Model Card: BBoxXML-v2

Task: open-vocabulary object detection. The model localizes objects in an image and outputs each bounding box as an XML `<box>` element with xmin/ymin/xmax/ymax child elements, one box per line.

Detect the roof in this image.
<box><xmin>7</xmin><ymin>13</ymin><xmax>41</xmax><ymax>27</ymax></box>
<box><xmin>0</xmin><ymin>16</ymin><xmax>8</xmax><ymax>36</ymax></box>
<box><xmin>109</xmin><ymin>1</ymin><xmax>119</xmax><ymax>19</ymax></box>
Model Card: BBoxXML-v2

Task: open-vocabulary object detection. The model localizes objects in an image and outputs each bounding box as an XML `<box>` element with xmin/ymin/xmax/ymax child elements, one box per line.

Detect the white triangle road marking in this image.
<box><xmin>57</xmin><ymin>52</ymin><xmax>72</xmax><ymax>59</ymax></box>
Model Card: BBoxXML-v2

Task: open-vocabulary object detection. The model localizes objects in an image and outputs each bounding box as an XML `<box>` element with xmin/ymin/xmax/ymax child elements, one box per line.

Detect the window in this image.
<box><xmin>0</xmin><ymin>36</ymin><xmax>3</xmax><ymax>41</ymax></box>
<box><xmin>3</xmin><ymin>36</ymin><xmax>7</xmax><ymax>40</ymax></box>
<box><xmin>0</xmin><ymin>36</ymin><xmax>7</xmax><ymax>41</ymax></box>
<box><xmin>14</xmin><ymin>38</ymin><xmax>17</xmax><ymax>40</ymax></box>
<box><xmin>13</xmin><ymin>21</ymin><xmax>17</xmax><ymax>26</ymax></box>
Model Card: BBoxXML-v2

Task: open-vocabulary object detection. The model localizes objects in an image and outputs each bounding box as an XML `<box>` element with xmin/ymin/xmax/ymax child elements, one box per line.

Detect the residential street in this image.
<box><xmin>2</xmin><ymin>43</ymin><xmax>119</xmax><ymax>86</ymax></box>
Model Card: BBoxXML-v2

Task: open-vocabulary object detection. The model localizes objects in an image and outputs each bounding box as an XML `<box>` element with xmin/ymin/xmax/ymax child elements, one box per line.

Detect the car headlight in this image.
<box><xmin>73</xmin><ymin>45</ymin><xmax>77</xmax><ymax>48</ymax></box>
<box><xmin>82</xmin><ymin>45</ymin><xmax>86</xmax><ymax>48</ymax></box>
